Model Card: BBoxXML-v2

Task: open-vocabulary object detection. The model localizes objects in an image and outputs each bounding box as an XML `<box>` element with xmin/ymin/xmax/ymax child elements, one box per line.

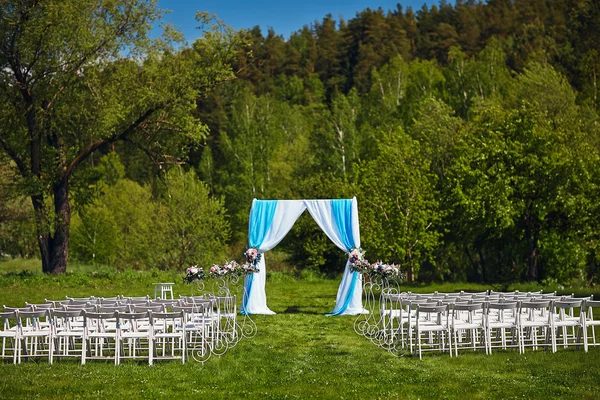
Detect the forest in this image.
<box><xmin>1</xmin><ymin>0</ymin><xmax>599</xmax><ymax>286</ymax></box>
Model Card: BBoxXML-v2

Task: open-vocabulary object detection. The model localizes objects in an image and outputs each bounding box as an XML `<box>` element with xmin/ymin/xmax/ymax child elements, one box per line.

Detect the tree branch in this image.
<box><xmin>0</xmin><ymin>136</ymin><xmax>28</xmax><ymax>176</ymax></box>
<box><xmin>65</xmin><ymin>106</ymin><xmax>160</xmax><ymax>177</ymax></box>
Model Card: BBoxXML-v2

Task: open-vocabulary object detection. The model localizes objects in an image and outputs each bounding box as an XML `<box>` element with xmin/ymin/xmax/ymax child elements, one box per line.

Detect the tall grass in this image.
<box><xmin>1</xmin><ymin>260</ymin><xmax>599</xmax><ymax>399</ymax></box>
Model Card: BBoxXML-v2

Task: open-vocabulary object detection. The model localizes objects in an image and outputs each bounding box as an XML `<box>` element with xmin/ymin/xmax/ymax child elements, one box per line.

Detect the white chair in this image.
<box><xmin>379</xmin><ymin>291</ymin><xmax>404</xmax><ymax>346</ymax></box>
<box><xmin>450</xmin><ymin>302</ymin><xmax>486</xmax><ymax>356</ymax></box>
<box><xmin>117</xmin><ymin>311</ymin><xmax>153</xmax><ymax>365</ymax></box>
<box><xmin>413</xmin><ymin>304</ymin><xmax>452</xmax><ymax>359</ymax></box>
<box><xmin>210</xmin><ymin>295</ymin><xmax>238</xmax><ymax>351</ymax></box>
<box><xmin>82</xmin><ymin>311</ymin><xmax>119</xmax><ymax>365</ymax></box>
<box><xmin>583</xmin><ymin>300</ymin><xmax>600</xmax><ymax>347</ymax></box>
<box><xmin>398</xmin><ymin>299</ymin><xmax>438</xmax><ymax>353</ymax></box>
<box><xmin>0</xmin><ymin>311</ymin><xmax>19</xmax><ymax>364</ymax></box>
<box><xmin>485</xmin><ymin>302</ymin><xmax>519</xmax><ymax>354</ymax></box>
<box><xmin>153</xmin><ymin>283</ymin><xmax>175</xmax><ymax>300</ymax></box>
<box><xmin>150</xmin><ymin>311</ymin><xmax>186</xmax><ymax>363</ymax></box>
<box><xmin>517</xmin><ymin>300</ymin><xmax>551</xmax><ymax>353</ymax></box>
<box><xmin>174</xmin><ymin>303</ymin><xmax>214</xmax><ymax>363</ymax></box>
<box><xmin>16</xmin><ymin>309</ymin><xmax>53</xmax><ymax>364</ymax></box>
<box><xmin>549</xmin><ymin>299</ymin><xmax>587</xmax><ymax>353</ymax></box>
<box><xmin>51</xmin><ymin>309</ymin><xmax>85</xmax><ymax>361</ymax></box>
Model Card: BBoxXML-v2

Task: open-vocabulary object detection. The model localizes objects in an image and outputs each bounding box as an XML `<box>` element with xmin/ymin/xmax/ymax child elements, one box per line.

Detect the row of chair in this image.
<box><xmin>1</xmin><ymin>295</ymin><xmax>238</xmax><ymax>364</ymax></box>
<box><xmin>380</xmin><ymin>291</ymin><xmax>600</xmax><ymax>359</ymax></box>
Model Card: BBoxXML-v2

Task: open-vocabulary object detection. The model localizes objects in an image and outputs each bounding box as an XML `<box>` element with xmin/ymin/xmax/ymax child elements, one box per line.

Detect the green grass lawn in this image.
<box><xmin>1</xmin><ymin>260</ymin><xmax>599</xmax><ymax>399</ymax></box>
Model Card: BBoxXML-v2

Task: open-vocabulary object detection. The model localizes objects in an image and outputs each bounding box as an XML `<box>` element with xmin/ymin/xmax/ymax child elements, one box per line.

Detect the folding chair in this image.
<box><xmin>485</xmin><ymin>301</ymin><xmax>519</xmax><ymax>354</ymax></box>
<box><xmin>51</xmin><ymin>309</ymin><xmax>85</xmax><ymax>361</ymax></box>
<box><xmin>150</xmin><ymin>311</ymin><xmax>186</xmax><ymax>364</ymax></box>
<box><xmin>413</xmin><ymin>304</ymin><xmax>452</xmax><ymax>359</ymax></box>
<box><xmin>118</xmin><ymin>311</ymin><xmax>153</xmax><ymax>365</ymax></box>
<box><xmin>82</xmin><ymin>311</ymin><xmax>119</xmax><ymax>365</ymax></box>
<box><xmin>450</xmin><ymin>302</ymin><xmax>486</xmax><ymax>356</ymax></box>
<box><xmin>583</xmin><ymin>300</ymin><xmax>600</xmax><ymax>347</ymax></box>
<box><xmin>0</xmin><ymin>311</ymin><xmax>19</xmax><ymax>364</ymax></box>
<box><xmin>16</xmin><ymin>309</ymin><xmax>53</xmax><ymax>363</ymax></box>
<box><xmin>517</xmin><ymin>300</ymin><xmax>551</xmax><ymax>353</ymax></box>
<box><xmin>549</xmin><ymin>299</ymin><xmax>587</xmax><ymax>353</ymax></box>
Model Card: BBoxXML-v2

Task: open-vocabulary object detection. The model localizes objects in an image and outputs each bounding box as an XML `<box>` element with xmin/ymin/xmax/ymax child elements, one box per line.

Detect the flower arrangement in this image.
<box><xmin>245</xmin><ymin>248</ymin><xmax>261</xmax><ymax>265</ymax></box>
<box><xmin>241</xmin><ymin>262</ymin><xmax>260</xmax><ymax>274</ymax></box>
<box><xmin>209</xmin><ymin>260</ymin><xmax>239</xmax><ymax>277</ymax></box>
<box><xmin>183</xmin><ymin>265</ymin><xmax>205</xmax><ymax>283</ymax></box>
<box><xmin>369</xmin><ymin>261</ymin><xmax>403</xmax><ymax>279</ymax></box>
<box><xmin>184</xmin><ymin>257</ymin><xmax>260</xmax><ymax>282</ymax></box>
<box><xmin>348</xmin><ymin>247</ymin><xmax>371</xmax><ymax>274</ymax></box>
<box><xmin>348</xmin><ymin>247</ymin><xmax>364</xmax><ymax>264</ymax></box>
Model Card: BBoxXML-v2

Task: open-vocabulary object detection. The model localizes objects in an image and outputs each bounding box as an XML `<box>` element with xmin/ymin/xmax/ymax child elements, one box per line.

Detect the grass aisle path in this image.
<box><xmin>1</xmin><ymin>270</ymin><xmax>600</xmax><ymax>399</ymax></box>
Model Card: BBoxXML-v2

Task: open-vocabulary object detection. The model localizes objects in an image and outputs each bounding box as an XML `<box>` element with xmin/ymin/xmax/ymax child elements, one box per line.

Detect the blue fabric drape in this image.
<box><xmin>248</xmin><ymin>200</ymin><xmax>278</xmax><ymax>248</ymax></box>
<box><xmin>327</xmin><ymin>199</ymin><xmax>358</xmax><ymax>316</ymax></box>
<box><xmin>330</xmin><ymin>199</ymin><xmax>354</xmax><ymax>251</ymax></box>
<box><xmin>242</xmin><ymin>200</ymin><xmax>278</xmax><ymax>313</ymax></box>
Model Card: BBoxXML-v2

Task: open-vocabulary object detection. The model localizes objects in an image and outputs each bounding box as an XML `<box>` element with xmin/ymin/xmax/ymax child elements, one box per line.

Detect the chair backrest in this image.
<box><xmin>25</xmin><ymin>303</ymin><xmax>53</xmax><ymax>310</ymax></box>
<box><xmin>554</xmin><ymin>299</ymin><xmax>583</xmax><ymax>309</ymax></box>
<box><xmin>488</xmin><ymin>301</ymin><xmax>518</xmax><ymax>310</ymax></box>
<box><xmin>69</xmin><ymin>299</ymin><xmax>93</xmax><ymax>306</ymax></box>
<box><xmin>45</xmin><ymin>299</ymin><xmax>70</xmax><ymax>308</ymax></box>
<box><xmin>15</xmin><ymin>309</ymin><xmax>51</xmax><ymax>331</ymax></box>
<box><xmin>133</xmin><ymin>305</ymin><xmax>164</xmax><ymax>313</ymax></box>
<box><xmin>149</xmin><ymin>311</ymin><xmax>185</xmax><ymax>333</ymax></box>
<box><xmin>52</xmin><ymin>309</ymin><xmax>84</xmax><ymax>332</ymax></box>
<box><xmin>116</xmin><ymin>311</ymin><xmax>149</xmax><ymax>327</ymax></box>
<box><xmin>63</xmin><ymin>303</ymin><xmax>91</xmax><ymax>310</ymax></box>
<box><xmin>99</xmin><ymin>296</ymin><xmax>121</xmax><ymax>303</ymax></box>
<box><xmin>150</xmin><ymin>299</ymin><xmax>179</xmax><ymax>307</ymax></box>
<box><xmin>211</xmin><ymin>295</ymin><xmax>236</xmax><ymax>314</ymax></box>
<box><xmin>52</xmin><ymin>309</ymin><xmax>83</xmax><ymax>319</ymax></box>
<box><xmin>98</xmin><ymin>305</ymin><xmax>130</xmax><ymax>313</ymax></box>
<box><xmin>67</xmin><ymin>296</ymin><xmax>96</xmax><ymax>303</ymax></box>
<box><xmin>3</xmin><ymin>305</ymin><xmax>32</xmax><ymax>312</ymax></box>
<box><xmin>82</xmin><ymin>311</ymin><xmax>117</xmax><ymax>333</ymax></box>
<box><xmin>125</xmin><ymin>299</ymin><xmax>150</xmax><ymax>306</ymax></box>
<box><xmin>519</xmin><ymin>300</ymin><xmax>551</xmax><ymax>309</ymax></box>
<box><xmin>0</xmin><ymin>311</ymin><xmax>18</xmax><ymax>333</ymax></box>
<box><xmin>453</xmin><ymin>302</ymin><xmax>484</xmax><ymax>312</ymax></box>
<box><xmin>123</xmin><ymin>296</ymin><xmax>149</xmax><ymax>302</ymax></box>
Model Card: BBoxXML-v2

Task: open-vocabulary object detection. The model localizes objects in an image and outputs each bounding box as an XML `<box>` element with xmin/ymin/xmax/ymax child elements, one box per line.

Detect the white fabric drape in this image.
<box><xmin>243</xmin><ymin>200</ymin><xmax>307</xmax><ymax>314</ymax></box>
<box><xmin>305</xmin><ymin>198</ymin><xmax>366</xmax><ymax>315</ymax></box>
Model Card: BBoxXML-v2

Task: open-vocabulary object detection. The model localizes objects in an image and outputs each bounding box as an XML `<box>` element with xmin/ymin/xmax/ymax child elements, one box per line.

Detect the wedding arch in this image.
<box><xmin>241</xmin><ymin>197</ymin><xmax>366</xmax><ymax>316</ymax></box>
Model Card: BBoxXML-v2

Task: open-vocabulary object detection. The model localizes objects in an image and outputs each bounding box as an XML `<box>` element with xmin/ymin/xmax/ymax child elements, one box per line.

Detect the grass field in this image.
<box><xmin>1</xmin><ymin>259</ymin><xmax>599</xmax><ymax>399</ymax></box>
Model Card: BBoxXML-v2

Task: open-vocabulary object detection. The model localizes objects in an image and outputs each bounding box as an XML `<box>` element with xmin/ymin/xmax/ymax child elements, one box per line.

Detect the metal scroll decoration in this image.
<box><xmin>182</xmin><ymin>259</ymin><xmax>260</xmax><ymax>363</ymax></box>
<box><xmin>352</xmin><ymin>259</ymin><xmax>407</xmax><ymax>356</ymax></box>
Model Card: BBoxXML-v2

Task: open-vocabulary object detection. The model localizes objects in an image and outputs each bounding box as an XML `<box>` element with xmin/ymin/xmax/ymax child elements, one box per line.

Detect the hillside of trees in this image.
<box><xmin>1</xmin><ymin>0</ymin><xmax>599</xmax><ymax>285</ymax></box>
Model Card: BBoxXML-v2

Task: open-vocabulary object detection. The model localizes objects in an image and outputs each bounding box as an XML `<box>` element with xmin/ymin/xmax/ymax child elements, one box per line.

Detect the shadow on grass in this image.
<box><xmin>283</xmin><ymin>306</ymin><xmax>321</xmax><ymax>315</ymax></box>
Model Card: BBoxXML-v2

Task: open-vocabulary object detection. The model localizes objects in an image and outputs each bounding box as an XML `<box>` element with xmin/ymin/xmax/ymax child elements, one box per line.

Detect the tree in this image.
<box><xmin>358</xmin><ymin>129</ymin><xmax>440</xmax><ymax>281</ymax></box>
<box><xmin>0</xmin><ymin>1</ymin><xmax>238</xmax><ymax>273</ymax></box>
<box><xmin>155</xmin><ymin>167</ymin><xmax>230</xmax><ymax>269</ymax></box>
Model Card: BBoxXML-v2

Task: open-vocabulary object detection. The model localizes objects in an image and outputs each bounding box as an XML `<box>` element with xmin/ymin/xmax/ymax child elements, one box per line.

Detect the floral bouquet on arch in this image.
<box><xmin>245</xmin><ymin>247</ymin><xmax>261</xmax><ymax>265</ymax></box>
<box><xmin>241</xmin><ymin>262</ymin><xmax>260</xmax><ymax>275</ymax></box>
<box><xmin>183</xmin><ymin>265</ymin><xmax>205</xmax><ymax>283</ymax></box>
<box><xmin>348</xmin><ymin>247</ymin><xmax>371</xmax><ymax>274</ymax></box>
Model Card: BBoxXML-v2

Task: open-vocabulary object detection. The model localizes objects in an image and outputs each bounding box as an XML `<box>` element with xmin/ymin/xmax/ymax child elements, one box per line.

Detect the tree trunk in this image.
<box><xmin>478</xmin><ymin>247</ymin><xmax>487</xmax><ymax>283</ymax></box>
<box><xmin>31</xmin><ymin>177</ymin><xmax>70</xmax><ymax>274</ymax></box>
<box><xmin>524</xmin><ymin>205</ymin><xmax>539</xmax><ymax>281</ymax></box>
<box><xmin>50</xmin><ymin>177</ymin><xmax>71</xmax><ymax>274</ymax></box>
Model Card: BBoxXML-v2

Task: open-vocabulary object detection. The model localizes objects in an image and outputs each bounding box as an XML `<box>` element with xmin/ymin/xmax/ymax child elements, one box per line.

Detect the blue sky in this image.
<box><xmin>157</xmin><ymin>1</ymin><xmax>434</xmax><ymax>42</ymax></box>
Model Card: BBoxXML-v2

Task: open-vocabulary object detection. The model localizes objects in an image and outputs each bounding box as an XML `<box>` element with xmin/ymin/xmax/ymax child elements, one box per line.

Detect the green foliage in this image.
<box><xmin>3</xmin><ymin>0</ymin><xmax>600</xmax><ymax>285</ymax></box>
<box><xmin>154</xmin><ymin>167</ymin><xmax>230</xmax><ymax>269</ymax></box>
<box><xmin>357</xmin><ymin>129</ymin><xmax>440</xmax><ymax>280</ymax></box>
